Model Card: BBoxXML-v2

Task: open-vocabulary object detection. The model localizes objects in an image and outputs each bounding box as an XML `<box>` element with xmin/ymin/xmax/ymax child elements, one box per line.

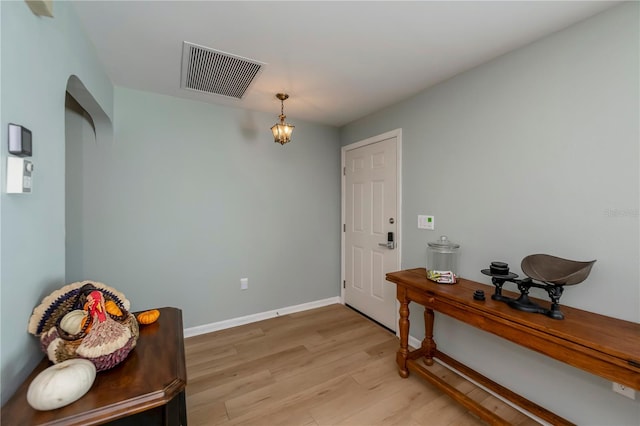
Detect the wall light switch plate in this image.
<box><xmin>418</xmin><ymin>215</ymin><xmax>434</xmax><ymax>230</ymax></box>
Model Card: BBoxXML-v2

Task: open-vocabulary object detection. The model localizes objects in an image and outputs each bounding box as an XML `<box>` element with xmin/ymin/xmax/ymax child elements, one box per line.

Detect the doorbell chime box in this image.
<box><xmin>8</xmin><ymin>123</ymin><xmax>32</xmax><ymax>157</ymax></box>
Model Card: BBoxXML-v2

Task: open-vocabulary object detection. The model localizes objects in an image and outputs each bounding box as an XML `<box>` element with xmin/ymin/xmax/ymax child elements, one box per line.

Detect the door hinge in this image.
<box><xmin>343</xmin><ymin>167</ymin><xmax>346</xmax><ymax>176</ymax></box>
<box><xmin>343</xmin><ymin>224</ymin><xmax>346</xmax><ymax>232</ymax></box>
<box><xmin>343</xmin><ymin>280</ymin><xmax>346</xmax><ymax>289</ymax></box>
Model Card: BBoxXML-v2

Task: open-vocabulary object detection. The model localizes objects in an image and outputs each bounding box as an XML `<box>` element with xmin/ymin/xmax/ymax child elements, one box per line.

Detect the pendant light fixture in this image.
<box><xmin>271</xmin><ymin>93</ymin><xmax>294</xmax><ymax>145</ymax></box>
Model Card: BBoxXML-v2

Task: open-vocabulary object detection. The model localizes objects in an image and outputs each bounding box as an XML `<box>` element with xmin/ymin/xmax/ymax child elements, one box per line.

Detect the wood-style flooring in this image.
<box><xmin>185</xmin><ymin>304</ymin><xmax>539</xmax><ymax>425</ymax></box>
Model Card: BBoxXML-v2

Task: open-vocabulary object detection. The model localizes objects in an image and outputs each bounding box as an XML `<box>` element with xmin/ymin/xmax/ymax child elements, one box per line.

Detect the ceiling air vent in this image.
<box><xmin>180</xmin><ymin>42</ymin><xmax>265</xmax><ymax>99</ymax></box>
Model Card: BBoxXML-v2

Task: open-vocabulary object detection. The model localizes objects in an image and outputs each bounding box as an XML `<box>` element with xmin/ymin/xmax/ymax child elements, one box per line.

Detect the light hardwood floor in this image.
<box><xmin>185</xmin><ymin>304</ymin><xmax>539</xmax><ymax>425</ymax></box>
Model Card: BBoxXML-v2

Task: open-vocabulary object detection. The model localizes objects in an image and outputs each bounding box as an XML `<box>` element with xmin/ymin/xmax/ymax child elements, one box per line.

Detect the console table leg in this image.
<box><xmin>422</xmin><ymin>307</ymin><xmax>436</xmax><ymax>366</ymax></box>
<box><xmin>396</xmin><ymin>294</ymin><xmax>410</xmax><ymax>378</ymax></box>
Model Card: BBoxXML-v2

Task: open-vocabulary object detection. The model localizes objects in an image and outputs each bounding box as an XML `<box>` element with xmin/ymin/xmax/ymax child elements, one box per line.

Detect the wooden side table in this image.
<box><xmin>386</xmin><ymin>268</ymin><xmax>640</xmax><ymax>426</ymax></box>
<box><xmin>1</xmin><ymin>307</ymin><xmax>187</xmax><ymax>426</ymax></box>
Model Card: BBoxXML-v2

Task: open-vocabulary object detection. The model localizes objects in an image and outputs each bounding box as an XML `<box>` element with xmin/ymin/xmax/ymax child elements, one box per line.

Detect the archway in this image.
<box><xmin>64</xmin><ymin>76</ymin><xmax>113</xmax><ymax>282</ymax></box>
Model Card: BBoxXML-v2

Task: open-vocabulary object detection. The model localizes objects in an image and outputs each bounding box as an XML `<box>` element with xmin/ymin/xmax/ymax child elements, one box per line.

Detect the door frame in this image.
<box><xmin>341</xmin><ymin>128</ymin><xmax>402</xmax><ymax>330</ymax></box>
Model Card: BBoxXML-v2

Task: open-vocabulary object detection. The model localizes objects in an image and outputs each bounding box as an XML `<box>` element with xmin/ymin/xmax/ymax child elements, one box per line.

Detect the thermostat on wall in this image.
<box><xmin>8</xmin><ymin>123</ymin><xmax>32</xmax><ymax>157</ymax></box>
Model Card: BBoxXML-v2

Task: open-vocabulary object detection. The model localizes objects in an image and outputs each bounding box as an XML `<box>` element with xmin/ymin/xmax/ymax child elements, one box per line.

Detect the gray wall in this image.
<box><xmin>65</xmin><ymin>95</ymin><xmax>95</xmax><ymax>283</ymax></box>
<box><xmin>0</xmin><ymin>1</ymin><xmax>113</xmax><ymax>403</ymax></box>
<box><xmin>341</xmin><ymin>3</ymin><xmax>639</xmax><ymax>425</ymax></box>
<box><xmin>71</xmin><ymin>87</ymin><xmax>341</xmax><ymax>328</ymax></box>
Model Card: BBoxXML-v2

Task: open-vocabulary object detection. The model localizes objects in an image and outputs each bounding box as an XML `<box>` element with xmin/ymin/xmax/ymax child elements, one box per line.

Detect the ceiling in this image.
<box><xmin>71</xmin><ymin>1</ymin><xmax>619</xmax><ymax>127</ymax></box>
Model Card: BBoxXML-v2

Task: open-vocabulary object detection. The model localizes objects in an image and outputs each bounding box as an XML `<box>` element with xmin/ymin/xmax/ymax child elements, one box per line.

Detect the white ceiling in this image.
<box><xmin>72</xmin><ymin>1</ymin><xmax>619</xmax><ymax>127</ymax></box>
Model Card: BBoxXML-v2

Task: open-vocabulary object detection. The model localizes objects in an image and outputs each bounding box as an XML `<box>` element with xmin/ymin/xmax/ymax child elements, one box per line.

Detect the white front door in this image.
<box><xmin>343</xmin><ymin>134</ymin><xmax>399</xmax><ymax>331</ymax></box>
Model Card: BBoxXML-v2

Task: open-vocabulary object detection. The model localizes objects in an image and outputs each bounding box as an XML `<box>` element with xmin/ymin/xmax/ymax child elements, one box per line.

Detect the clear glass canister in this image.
<box><xmin>426</xmin><ymin>235</ymin><xmax>460</xmax><ymax>284</ymax></box>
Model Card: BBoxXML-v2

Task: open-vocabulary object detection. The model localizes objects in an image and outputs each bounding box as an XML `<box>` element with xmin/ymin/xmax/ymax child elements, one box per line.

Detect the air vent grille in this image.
<box><xmin>181</xmin><ymin>42</ymin><xmax>264</xmax><ymax>99</ymax></box>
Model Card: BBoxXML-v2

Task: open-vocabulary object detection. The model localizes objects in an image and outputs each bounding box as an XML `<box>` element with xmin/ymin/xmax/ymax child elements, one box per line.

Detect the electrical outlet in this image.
<box><xmin>240</xmin><ymin>278</ymin><xmax>248</xmax><ymax>290</ymax></box>
<box><xmin>612</xmin><ymin>382</ymin><xmax>636</xmax><ymax>399</ymax></box>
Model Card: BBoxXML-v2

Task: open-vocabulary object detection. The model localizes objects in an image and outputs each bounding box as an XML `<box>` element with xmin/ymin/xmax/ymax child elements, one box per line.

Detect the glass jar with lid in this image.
<box><xmin>426</xmin><ymin>235</ymin><xmax>460</xmax><ymax>284</ymax></box>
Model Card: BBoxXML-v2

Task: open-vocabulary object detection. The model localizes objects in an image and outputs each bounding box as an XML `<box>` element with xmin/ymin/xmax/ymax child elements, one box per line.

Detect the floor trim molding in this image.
<box><xmin>407</xmin><ymin>336</ymin><xmax>548</xmax><ymax>425</ymax></box>
<box><xmin>183</xmin><ymin>296</ymin><xmax>342</xmax><ymax>338</ymax></box>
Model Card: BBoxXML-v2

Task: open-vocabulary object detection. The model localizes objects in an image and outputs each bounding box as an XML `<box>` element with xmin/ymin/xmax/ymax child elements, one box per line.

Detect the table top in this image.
<box><xmin>1</xmin><ymin>307</ymin><xmax>186</xmax><ymax>426</ymax></box>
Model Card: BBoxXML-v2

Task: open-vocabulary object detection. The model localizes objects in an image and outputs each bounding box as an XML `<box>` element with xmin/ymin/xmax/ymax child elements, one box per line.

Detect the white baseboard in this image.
<box><xmin>408</xmin><ymin>334</ymin><xmax>422</xmax><ymax>350</ymax></box>
<box><xmin>406</xmin><ymin>335</ymin><xmax>548</xmax><ymax>425</ymax></box>
<box><xmin>183</xmin><ymin>296</ymin><xmax>342</xmax><ymax>338</ymax></box>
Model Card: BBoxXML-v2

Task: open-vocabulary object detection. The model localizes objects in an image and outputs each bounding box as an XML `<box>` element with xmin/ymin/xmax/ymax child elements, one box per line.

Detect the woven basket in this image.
<box><xmin>29</xmin><ymin>282</ymin><xmax>139</xmax><ymax>371</ymax></box>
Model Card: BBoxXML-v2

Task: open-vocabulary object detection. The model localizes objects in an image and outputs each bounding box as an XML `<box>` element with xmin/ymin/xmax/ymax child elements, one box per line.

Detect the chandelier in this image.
<box><xmin>270</xmin><ymin>93</ymin><xmax>294</xmax><ymax>145</ymax></box>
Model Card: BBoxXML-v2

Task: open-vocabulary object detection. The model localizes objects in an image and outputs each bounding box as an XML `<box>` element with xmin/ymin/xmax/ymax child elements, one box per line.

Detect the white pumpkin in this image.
<box><xmin>59</xmin><ymin>310</ymin><xmax>88</xmax><ymax>334</ymax></box>
<box><xmin>26</xmin><ymin>359</ymin><xmax>96</xmax><ymax>411</ymax></box>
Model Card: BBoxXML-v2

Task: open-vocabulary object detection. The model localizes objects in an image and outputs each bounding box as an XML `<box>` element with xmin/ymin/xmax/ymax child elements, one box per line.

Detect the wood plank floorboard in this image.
<box><xmin>185</xmin><ymin>304</ymin><xmax>540</xmax><ymax>426</ymax></box>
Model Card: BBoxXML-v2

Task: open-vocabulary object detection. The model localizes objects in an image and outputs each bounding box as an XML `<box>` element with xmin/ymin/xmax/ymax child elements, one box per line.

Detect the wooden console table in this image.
<box><xmin>1</xmin><ymin>307</ymin><xmax>187</xmax><ymax>426</ymax></box>
<box><xmin>386</xmin><ymin>268</ymin><xmax>640</xmax><ymax>426</ymax></box>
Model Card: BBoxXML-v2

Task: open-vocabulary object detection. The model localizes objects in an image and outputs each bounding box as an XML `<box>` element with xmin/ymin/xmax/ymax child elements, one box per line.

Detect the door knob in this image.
<box><xmin>378</xmin><ymin>232</ymin><xmax>395</xmax><ymax>249</ymax></box>
<box><xmin>378</xmin><ymin>242</ymin><xmax>395</xmax><ymax>249</ymax></box>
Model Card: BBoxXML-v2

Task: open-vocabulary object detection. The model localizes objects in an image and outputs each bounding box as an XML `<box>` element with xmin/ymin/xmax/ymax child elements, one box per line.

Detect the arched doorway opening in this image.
<box><xmin>64</xmin><ymin>76</ymin><xmax>113</xmax><ymax>282</ymax></box>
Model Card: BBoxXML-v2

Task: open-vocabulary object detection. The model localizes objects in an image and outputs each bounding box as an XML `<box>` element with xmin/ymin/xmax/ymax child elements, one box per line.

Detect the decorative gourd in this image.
<box><xmin>26</xmin><ymin>359</ymin><xmax>96</xmax><ymax>411</ymax></box>
<box><xmin>105</xmin><ymin>300</ymin><xmax>123</xmax><ymax>317</ymax></box>
<box><xmin>59</xmin><ymin>310</ymin><xmax>88</xmax><ymax>334</ymax></box>
<box><xmin>137</xmin><ymin>309</ymin><xmax>160</xmax><ymax>325</ymax></box>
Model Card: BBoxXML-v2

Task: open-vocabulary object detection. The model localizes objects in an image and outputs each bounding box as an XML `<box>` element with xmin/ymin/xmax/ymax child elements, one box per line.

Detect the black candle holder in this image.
<box><xmin>481</xmin><ymin>255</ymin><xmax>596</xmax><ymax>320</ymax></box>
